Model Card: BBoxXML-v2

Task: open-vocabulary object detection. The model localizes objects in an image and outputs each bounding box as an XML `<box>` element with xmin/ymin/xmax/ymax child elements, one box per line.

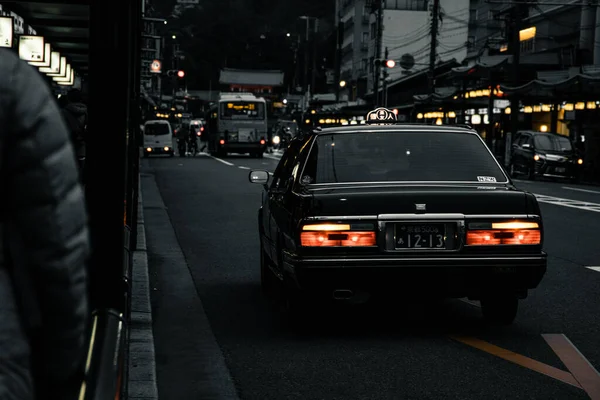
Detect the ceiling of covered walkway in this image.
<box><xmin>6</xmin><ymin>1</ymin><xmax>90</xmax><ymax>76</ymax></box>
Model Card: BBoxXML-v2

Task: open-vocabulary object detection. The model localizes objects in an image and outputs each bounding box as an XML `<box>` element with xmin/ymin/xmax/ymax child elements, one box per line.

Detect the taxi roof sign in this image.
<box><xmin>366</xmin><ymin>107</ymin><xmax>397</xmax><ymax>124</ymax></box>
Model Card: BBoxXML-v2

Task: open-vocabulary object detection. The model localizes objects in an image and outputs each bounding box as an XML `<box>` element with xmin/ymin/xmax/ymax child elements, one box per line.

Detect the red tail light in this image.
<box><xmin>260</xmin><ymin>139</ymin><xmax>266</xmax><ymax>145</ymax></box>
<box><xmin>466</xmin><ymin>221</ymin><xmax>541</xmax><ymax>245</ymax></box>
<box><xmin>219</xmin><ymin>139</ymin><xmax>225</xmax><ymax>145</ymax></box>
<box><xmin>300</xmin><ymin>223</ymin><xmax>376</xmax><ymax>247</ymax></box>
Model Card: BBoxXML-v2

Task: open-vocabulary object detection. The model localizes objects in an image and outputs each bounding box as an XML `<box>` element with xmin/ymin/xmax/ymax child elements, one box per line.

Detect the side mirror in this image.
<box><xmin>249</xmin><ymin>170</ymin><xmax>269</xmax><ymax>185</ymax></box>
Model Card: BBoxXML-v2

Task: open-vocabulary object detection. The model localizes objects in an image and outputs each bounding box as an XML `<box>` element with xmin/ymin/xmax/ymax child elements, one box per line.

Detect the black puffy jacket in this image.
<box><xmin>0</xmin><ymin>49</ymin><xmax>90</xmax><ymax>399</ymax></box>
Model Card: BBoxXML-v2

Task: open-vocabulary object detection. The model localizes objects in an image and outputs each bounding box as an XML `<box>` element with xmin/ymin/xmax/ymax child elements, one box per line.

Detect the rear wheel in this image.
<box><xmin>481</xmin><ymin>295</ymin><xmax>518</xmax><ymax>325</ymax></box>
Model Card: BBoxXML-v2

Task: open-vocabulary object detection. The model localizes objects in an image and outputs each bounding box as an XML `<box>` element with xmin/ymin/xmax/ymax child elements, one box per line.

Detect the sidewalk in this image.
<box><xmin>127</xmin><ymin>179</ymin><xmax>159</xmax><ymax>399</ymax></box>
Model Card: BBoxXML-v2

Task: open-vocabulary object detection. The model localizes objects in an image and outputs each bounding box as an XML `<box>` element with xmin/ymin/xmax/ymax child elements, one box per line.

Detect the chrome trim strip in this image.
<box><xmin>306</xmin><ymin>180</ymin><xmax>511</xmax><ymax>187</ymax></box>
<box><xmin>303</xmin><ymin>215</ymin><xmax>378</xmax><ymax>221</ymax></box>
<box><xmin>378</xmin><ymin>213</ymin><xmax>465</xmax><ymax>220</ymax></box>
<box><xmin>465</xmin><ymin>214</ymin><xmax>539</xmax><ymax>219</ymax></box>
<box><xmin>290</xmin><ymin>256</ymin><xmax>546</xmax><ymax>263</ymax></box>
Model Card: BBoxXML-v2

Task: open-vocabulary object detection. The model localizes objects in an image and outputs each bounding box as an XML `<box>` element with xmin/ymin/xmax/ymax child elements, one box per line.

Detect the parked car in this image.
<box><xmin>509</xmin><ymin>130</ymin><xmax>583</xmax><ymax>181</ymax></box>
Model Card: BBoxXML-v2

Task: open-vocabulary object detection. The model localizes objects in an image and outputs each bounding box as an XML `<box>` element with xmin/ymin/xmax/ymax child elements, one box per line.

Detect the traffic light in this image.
<box><xmin>166</xmin><ymin>69</ymin><xmax>185</xmax><ymax>78</ymax></box>
<box><xmin>385</xmin><ymin>59</ymin><xmax>396</xmax><ymax>68</ymax></box>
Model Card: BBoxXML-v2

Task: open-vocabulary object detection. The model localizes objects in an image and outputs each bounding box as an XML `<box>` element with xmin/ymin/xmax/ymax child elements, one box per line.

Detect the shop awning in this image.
<box><xmin>413</xmin><ymin>87</ymin><xmax>459</xmax><ymax>103</ymax></box>
<box><xmin>450</xmin><ymin>55</ymin><xmax>512</xmax><ymax>78</ymax></box>
<box><xmin>499</xmin><ymin>71</ymin><xmax>600</xmax><ymax>98</ymax></box>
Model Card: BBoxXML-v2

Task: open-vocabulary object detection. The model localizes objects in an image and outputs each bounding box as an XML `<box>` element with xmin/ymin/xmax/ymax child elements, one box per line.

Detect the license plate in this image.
<box><xmin>395</xmin><ymin>223</ymin><xmax>446</xmax><ymax>249</ymax></box>
<box><xmin>555</xmin><ymin>167</ymin><xmax>566</xmax><ymax>173</ymax></box>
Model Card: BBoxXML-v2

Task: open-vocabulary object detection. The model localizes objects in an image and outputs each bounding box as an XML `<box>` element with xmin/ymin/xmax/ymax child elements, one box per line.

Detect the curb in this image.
<box><xmin>127</xmin><ymin>181</ymin><xmax>159</xmax><ymax>399</ymax></box>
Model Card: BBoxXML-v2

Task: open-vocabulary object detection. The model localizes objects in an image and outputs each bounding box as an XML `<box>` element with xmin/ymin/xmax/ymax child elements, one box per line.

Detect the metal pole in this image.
<box><xmin>311</xmin><ymin>19</ymin><xmax>319</xmax><ymax>93</ymax></box>
<box><xmin>509</xmin><ymin>2</ymin><xmax>523</xmax><ymax>166</ymax></box>
<box><xmin>303</xmin><ymin>18</ymin><xmax>310</xmax><ymax>93</ymax></box>
<box><xmin>374</xmin><ymin>1</ymin><xmax>383</xmax><ymax>107</ymax></box>
<box><xmin>429</xmin><ymin>0</ymin><xmax>440</xmax><ymax>93</ymax></box>
<box><xmin>335</xmin><ymin>12</ymin><xmax>342</xmax><ymax>102</ymax></box>
<box><xmin>383</xmin><ymin>46</ymin><xmax>389</xmax><ymax>107</ymax></box>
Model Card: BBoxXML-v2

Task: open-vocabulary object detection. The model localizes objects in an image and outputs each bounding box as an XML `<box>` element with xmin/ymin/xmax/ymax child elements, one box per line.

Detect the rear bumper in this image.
<box><xmin>282</xmin><ymin>252</ymin><xmax>547</xmax><ymax>298</ymax></box>
<box><xmin>221</xmin><ymin>142</ymin><xmax>266</xmax><ymax>153</ymax></box>
<box><xmin>535</xmin><ymin>161</ymin><xmax>581</xmax><ymax>179</ymax></box>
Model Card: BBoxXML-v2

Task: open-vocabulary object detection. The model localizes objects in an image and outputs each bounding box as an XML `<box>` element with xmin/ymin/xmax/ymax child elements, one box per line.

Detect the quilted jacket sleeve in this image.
<box><xmin>0</xmin><ymin>50</ymin><xmax>90</xmax><ymax>385</ymax></box>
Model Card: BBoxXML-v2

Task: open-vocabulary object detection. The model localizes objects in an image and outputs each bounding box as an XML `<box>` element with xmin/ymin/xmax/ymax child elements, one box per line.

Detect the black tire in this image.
<box><xmin>481</xmin><ymin>295</ymin><xmax>518</xmax><ymax>325</ymax></box>
<box><xmin>257</xmin><ymin>152</ymin><xmax>264</xmax><ymax>159</ymax></box>
<box><xmin>527</xmin><ymin>164</ymin><xmax>536</xmax><ymax>180</ymax></box>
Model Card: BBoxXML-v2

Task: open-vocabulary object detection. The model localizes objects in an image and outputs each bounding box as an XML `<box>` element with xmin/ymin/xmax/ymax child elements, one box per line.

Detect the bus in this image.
<box><xmin>206</xmin><ymin>92</ymin><xmax>268</xmax><ymax>157</ymax></box>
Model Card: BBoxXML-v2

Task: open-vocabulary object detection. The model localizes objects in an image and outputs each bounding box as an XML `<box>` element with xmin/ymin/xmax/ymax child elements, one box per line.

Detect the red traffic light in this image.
<box><xmin>385</xmin><ymin>59</ymin><xmax>396</xmax><ymax>68</ymax></box>
<box><xmin>177</xmin><ymin>70</ymin><xmax>185</xmax><ymax>78</ymax></box>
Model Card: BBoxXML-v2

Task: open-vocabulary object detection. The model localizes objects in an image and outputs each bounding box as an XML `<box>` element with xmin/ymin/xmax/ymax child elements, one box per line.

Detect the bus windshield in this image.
<box><xmin>220</xmin><ymin>101</ymin><xmax>265</xmax><ymax>120</ymax></box>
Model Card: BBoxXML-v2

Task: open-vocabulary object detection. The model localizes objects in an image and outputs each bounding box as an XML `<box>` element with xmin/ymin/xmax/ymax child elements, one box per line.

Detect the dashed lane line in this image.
<box><xmin>586</xmin><ymin>266</ymin><xmax>600</xmax><ymax>272</ymax></box>
<box><xmin>238</xmin><ymin>166</ymin><xmax>250</xmax><ymax>170</ymax></box>
<box><xmin>562</xmin><ymin>186</ymin><xmax>600</xmax><ymax>195</ymax></box>
<box><xmin>206</xmin><ymin>154</ymin><xmax>234</xmax><ymax>166</ymax></box>
<box><xmin>264</xmin><ymin>153</ymin><xmax>282</xmax><ymax>161</ymax></box>
<box><xmin>533</xmin><ymin>194</ymin><xmax>600</xmax><ymax>213</ymax></box>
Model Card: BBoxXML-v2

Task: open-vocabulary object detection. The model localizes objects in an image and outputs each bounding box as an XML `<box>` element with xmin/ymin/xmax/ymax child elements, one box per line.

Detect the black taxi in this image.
<box><xmin>249</xmin><ymin>108</ymin><xmax>547</xmax><ymax>325</ymax></box>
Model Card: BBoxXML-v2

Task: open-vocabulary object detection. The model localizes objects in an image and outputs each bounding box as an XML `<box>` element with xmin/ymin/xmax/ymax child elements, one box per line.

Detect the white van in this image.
<box><xmin>143</xmin><ymin>120</ymin><xmax>174</xmax><ymax>157</ymax></box>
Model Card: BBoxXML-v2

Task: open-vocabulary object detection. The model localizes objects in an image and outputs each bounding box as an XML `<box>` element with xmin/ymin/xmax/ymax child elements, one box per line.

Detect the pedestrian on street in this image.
<box><xmin>0</xmin><ymin>48</ymin><xmax>90</xmax><ymax>399</ymax></box>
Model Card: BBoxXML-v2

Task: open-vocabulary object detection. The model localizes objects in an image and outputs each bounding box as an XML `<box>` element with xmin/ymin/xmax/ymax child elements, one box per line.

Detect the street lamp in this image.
<box><xmin>339</xmin><ymin>80</ymin><xmax>346</xmax><ymax>88</ymax></box>
<box><xmin>172</xmin><ymin>34</ymin><xmax>176</xmax><ymax>39</ymax></box>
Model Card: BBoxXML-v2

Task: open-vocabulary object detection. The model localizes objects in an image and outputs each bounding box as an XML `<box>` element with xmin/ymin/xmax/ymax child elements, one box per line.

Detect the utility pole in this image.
<box><xmin>382</xmin><ymin>47</ymin><xmax>389</xmax><ymax>106</ymax></box>
<box><xmin>303</xmin><ymin>17</ymin><xmax>310</xmax><ymax>94</ymax></box>
<box><xmin>335</xmin><ymin>11</ymin><xmax>343</xmax><ymax>102</ymax></box>
<box><xmin>429</xmin><ymin>0</ymin><xmax>440</xmax><ymax>93</ymax></box>
<box><xmin>311</xmin><ymin>19</ymin><xmax>319</xmax><ymax>94</ymax></box>
<box><xmin>509</xmin><ymin>1</ymin><xmax>523</xmax><ymax>165</ymax></box>
<box><xmin>373</xmin><ymin>0</ymin><xmax>383</xmax><ymax>107</ymax></box>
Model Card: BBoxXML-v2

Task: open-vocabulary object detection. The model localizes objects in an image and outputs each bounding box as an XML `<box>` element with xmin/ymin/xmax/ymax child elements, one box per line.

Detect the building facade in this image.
<box><xmin>335</xmin><ymin>0</ymin><xmax>372</xmax><ymax>100</ymax></box>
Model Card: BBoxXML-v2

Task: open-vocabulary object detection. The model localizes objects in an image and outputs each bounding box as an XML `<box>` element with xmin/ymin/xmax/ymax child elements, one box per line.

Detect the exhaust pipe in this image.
<box><xmin>332</xmin><ymin>289</ymin><xmax>354</xmax><ymax>300</ymax></box>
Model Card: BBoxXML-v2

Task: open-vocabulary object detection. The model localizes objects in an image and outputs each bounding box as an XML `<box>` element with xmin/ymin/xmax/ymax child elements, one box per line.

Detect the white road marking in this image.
<box><xmin>562</xmin><ymin>186</ymin><xmax>600</xmax><ymax>195</ymax></box>
<box><xmin>534</xmin><ymin>194</ymin><xmax>600</xmax><ymax>213</ymax></box>
<box><xmin>586</xmin><ymin>266</ymin><xmax>600</xmax><ymax>272</ymax></box>
<box><xmin>264</xmin><ymin>153</ymin><xmax>282</xmax><ymax>161</ymax></box>
<box><xmin>238</xmin><ymin>166</ymin><xmax>250</xmax><ymax>170</ymax></box>
<box><xmin>207</xmin><ymin>155</ymin><xmax>234</xmax><ymax>166</ymax></box>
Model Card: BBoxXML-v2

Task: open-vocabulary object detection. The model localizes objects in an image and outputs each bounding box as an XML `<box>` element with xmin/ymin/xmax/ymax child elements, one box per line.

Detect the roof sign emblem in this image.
<box><xmin>366</xmin><ymin>107</ymin><xmax>398</xmax><ymax>124</ymax></box>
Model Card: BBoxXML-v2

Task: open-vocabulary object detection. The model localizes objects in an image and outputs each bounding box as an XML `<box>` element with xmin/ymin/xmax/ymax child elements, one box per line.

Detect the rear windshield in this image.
<box><xmin>301</xmin><ymin>131</ymin><xmax>507</xmax><ymax>184</ymax></box>
<box><xmin>534</xmin><ymin>134</ymin><xmax>572</xmax><ymax>152</ymax></box>
<box><xmin>144</xmin><ymin>123</ymin><xmax>170</xmax><ymax>136</ymax></box>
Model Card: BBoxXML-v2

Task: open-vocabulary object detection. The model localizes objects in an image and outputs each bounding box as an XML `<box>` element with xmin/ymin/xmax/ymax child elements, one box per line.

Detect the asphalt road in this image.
<box><xmin>142</xmin><ymin>151</ymin><xmax>600</xmax><ymax>400</ymax></box>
